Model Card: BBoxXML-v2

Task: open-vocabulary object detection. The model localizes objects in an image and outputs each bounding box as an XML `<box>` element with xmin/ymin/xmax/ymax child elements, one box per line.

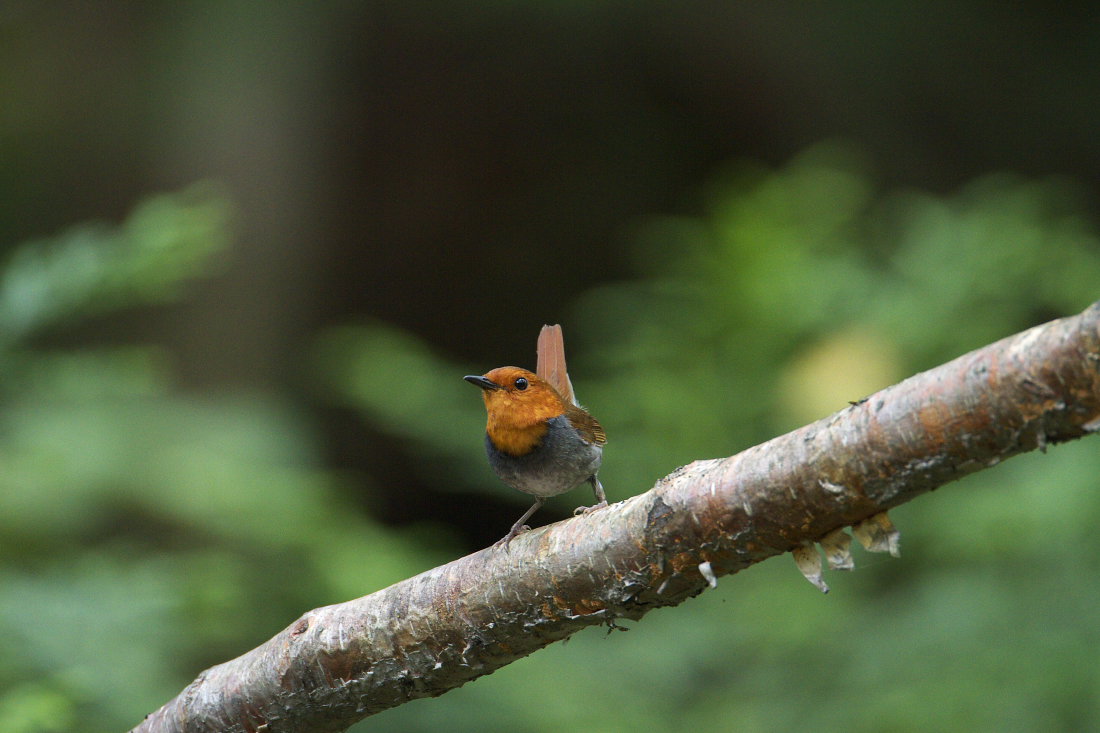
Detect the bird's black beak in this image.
<box><xmin>464</xmin><ymin>375</ymin><xmax>502</xmax><ymax>391</ymax></box>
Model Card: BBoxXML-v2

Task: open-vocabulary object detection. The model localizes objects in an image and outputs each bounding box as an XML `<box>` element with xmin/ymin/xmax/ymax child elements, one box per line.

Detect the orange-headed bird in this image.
<box><xmin>465</xmin><ymin>325</ymin><xmax>607</xmax><ymax>545</ymax></box>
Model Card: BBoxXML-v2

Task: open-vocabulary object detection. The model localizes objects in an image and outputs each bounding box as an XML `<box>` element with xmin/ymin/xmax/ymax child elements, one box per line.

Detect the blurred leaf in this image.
<box><xmin>0</xmin><ymin>187</ymin><xmax>450</xmax><ymax>732</ymax></box>
<box><xmin>0</xmin><ymin>682</ymin><xmax>76</xmax><ymax>733</ymax></box>
<box><xmin>313</xmin><ymin>322</ymin><xmax>492</xmax><ymax>489</ymax></box>
<box><xmin>0</xmin><ymin>182</ymin><xmax>230</xmax><ymax>351</ymax></box>
<box><xmin>873</xmin><ymin>172</ymin><xmax>1100</xmax><ymax>364</ymax></box>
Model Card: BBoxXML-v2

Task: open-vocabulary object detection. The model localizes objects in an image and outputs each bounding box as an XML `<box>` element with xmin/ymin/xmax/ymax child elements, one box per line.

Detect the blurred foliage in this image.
<box><xmin>0</xmin><ymin>184</ymin><xmax>231</xmax><ymax>350</ymax></box>
<box><xmin>322</xmin><ymin>144</ymin><xmax>1100</xmax><ymax>732</ymax></box>
<box><xmin>3</xmin><ymin>146</ymin><xmax>1100</xmax><ymax>733</ymax></box>
<box><xmin>0</xmin><ymin>187</ymin><xmax>447</xmax><ymax>733</ymax></box>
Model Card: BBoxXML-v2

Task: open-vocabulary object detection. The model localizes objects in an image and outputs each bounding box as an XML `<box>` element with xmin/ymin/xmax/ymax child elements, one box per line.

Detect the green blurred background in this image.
<box><xmin>3</xmin><ymin>3</ymin><xmax>1100</xmax><ymax>732</ymax></box>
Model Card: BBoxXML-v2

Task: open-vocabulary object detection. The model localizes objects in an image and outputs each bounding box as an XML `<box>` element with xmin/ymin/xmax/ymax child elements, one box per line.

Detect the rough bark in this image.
<box><xmin>133</xmin><ymin>302</ymin><xmax>1100</xmax><ymax>733</ymax></box>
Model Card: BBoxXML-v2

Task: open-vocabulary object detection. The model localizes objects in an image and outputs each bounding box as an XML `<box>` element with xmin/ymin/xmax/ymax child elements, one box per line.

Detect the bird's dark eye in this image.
<box><xmin>514</xmin><ymin>377</ymin><xmax>528</xmax><ymax>390</ymax></box>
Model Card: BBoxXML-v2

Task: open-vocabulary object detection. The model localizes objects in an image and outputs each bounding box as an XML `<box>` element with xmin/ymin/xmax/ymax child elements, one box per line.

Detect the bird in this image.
<box><xmin>465</xmin><ymin>324</ymin><xmax>607</xmax><ymax>546</ymax></box>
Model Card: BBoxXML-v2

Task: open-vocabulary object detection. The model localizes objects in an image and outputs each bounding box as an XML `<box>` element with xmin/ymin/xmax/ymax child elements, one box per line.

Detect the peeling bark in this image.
<box><xmin>133</xmin><ymin>302</ymin><xmax>1100</xmax><ymax>733</ymax></box>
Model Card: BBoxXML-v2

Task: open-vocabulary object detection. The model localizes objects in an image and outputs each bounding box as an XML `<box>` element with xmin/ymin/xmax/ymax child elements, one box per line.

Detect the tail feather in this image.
<box><xmin>536</xmin><ymin>324</ymin><xmax>576</xmax><ymax>405</ymax></box>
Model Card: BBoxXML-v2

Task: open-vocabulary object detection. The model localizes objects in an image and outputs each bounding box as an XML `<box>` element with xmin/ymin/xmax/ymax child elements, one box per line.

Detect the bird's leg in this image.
<box><xmin>573</xmin><ymin>475</ymin><xmax>609</xmax><ymax>516</ymax></box>
<box><xmin>495</xmin><ymin>498</ymin><xmax>544</xmax><ymax>547</ymax></box>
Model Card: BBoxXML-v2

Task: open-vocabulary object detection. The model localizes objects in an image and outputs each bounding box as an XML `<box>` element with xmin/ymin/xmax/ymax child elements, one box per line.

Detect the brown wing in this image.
<box><xmin>536</xmin><ymin>323</ymin><xmax>576</xmax><ymax>405</ymax></box>
<box><xmin>564</xmin><ymin>404</ymin><xmax>607</xmax><ymax>445</ymax></box>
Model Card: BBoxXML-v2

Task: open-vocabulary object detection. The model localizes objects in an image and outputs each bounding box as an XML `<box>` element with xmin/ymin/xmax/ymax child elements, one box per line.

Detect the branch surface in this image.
<box><xmin>133</xmin><ymin>302</ymin><xmax>1100</xmax><ymax>733</ymax></box>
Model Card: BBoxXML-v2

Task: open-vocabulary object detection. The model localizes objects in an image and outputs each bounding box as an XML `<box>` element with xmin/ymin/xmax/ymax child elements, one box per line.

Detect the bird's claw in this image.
<box><xmin>573</xmin><ymin>500</ymin><xmax>609</xmax><ymax>516</ymax></box>
<box><xmin>493</xmin><ymin>524</ymin><xmax>532</xmax><ymax>548</ymax></box>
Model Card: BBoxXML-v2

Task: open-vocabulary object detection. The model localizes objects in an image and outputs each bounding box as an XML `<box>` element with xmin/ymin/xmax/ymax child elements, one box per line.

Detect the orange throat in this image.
<box><xmin>486</xmin><ymin>419</ymin><xmax>549</xmax><ymax>457</ymax></box>
<box><xmin>484</xmin><ymin>393</ymin><xmax>561</xmax><ymax>456</ymax></box>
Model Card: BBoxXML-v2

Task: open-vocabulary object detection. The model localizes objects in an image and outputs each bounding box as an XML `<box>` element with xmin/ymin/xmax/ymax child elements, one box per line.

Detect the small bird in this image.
<box><xmin>465</xmin><ymin>324</ymin><xmax>607</xmax><ymax>546</ymax></box>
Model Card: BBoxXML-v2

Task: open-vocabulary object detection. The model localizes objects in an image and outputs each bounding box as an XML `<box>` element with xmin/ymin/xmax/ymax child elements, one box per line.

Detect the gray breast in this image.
<box><xmin>485</xmin><ymin>415</ymin><xmax>602</xmax><ymax>498</ymax></box>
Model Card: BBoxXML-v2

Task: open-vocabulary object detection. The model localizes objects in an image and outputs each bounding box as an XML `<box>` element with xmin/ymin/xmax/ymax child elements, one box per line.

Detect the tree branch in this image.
<box><xmin>133</xmin><ymin>302</ymin><xmax>1100</xmax><ymax>733</ymax></box>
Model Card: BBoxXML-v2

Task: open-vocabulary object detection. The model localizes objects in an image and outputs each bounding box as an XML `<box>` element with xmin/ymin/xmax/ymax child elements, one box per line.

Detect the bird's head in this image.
<box><xmin>464</xmin><ymin>367</ymin><xmax>570</xmax><ymax>456</ymax></box>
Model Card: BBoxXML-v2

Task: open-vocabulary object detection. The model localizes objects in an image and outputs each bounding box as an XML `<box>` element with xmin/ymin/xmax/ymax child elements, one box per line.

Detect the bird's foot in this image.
<box><xmin>493</xmin><ymin>524</ymin><xmax>532</xmax><ymax>548</ymax></box>
<box><xmin>573</xmin><ymin>500</ymin><xmax>608</xmax><ymax>516</ymax></box>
